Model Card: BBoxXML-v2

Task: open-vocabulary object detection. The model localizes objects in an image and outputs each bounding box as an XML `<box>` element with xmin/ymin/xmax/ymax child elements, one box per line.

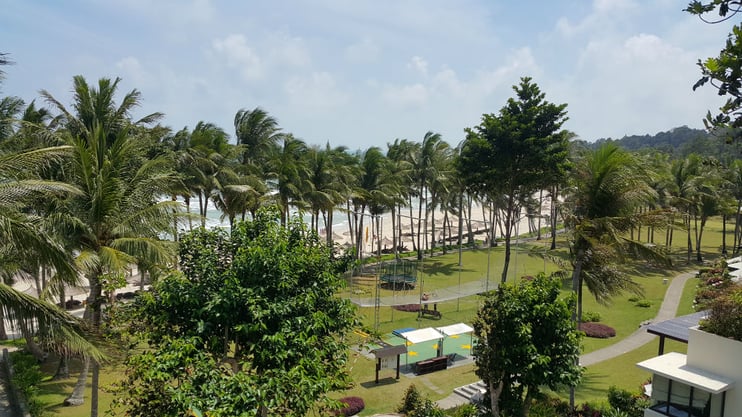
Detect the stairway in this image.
<box><xmin>453</xmin><ymin>380</ymin><xmax>486</xmax><ymax>402</ymax></box>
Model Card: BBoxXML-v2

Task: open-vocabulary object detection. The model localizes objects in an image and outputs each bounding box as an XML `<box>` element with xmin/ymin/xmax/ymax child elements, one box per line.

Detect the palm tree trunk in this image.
<box><xmin>64</xmin><ymin>357</ymin><xmax>89</xmax><ymax>406</ymax></box>
<box><xmin>686</xmin><ymin>213</ymin><xmax>692</xmax><ymax>263</ymax></box>
<box><xmin>722</xmin><ymin>214</ymin><xmax>728</xmax><ymax>255</ymax></box>
<box><xmin>696</xmin><ymin>217</ymin><xmax>706</xmax><ymax>262</ymax></box>
<box><xmin>0</xmin><ymin>311</ymin><xmax>7</xmax><ymax>340</ymax></box>
<box><xmin>417</xmin><ymin>186</ymin><xmax>424</xmax><ymax>260</ymax></box>
<box><xmin>391</xmin><ymin>206</ymin><xmax>398</xmax><ymax>259</ymax></box>
<box><xmin>53</xmin><ymin>355</ymin><xmax>70</xmax><ymax>380</ymax></box>
<box><xmin>735</xmin><ymin>199</ymin><xmax>742</xmax><ymax>255</ymax></box>
<box><xmin>409</xmin><ymin>196</ymin><xmax>417</xmax><ymax>252</ymax></box>
<box><xmin>186</xmin><ymin>195</ymin><xmax>193</xmax><ymax>231</ymax></box>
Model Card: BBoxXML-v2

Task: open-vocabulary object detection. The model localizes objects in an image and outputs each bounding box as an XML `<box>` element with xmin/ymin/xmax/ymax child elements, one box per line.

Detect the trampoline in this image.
<box><xmin>379</xmin><ymin>260</ymin><xmax>417</xmax><ymax>290</ymax></box>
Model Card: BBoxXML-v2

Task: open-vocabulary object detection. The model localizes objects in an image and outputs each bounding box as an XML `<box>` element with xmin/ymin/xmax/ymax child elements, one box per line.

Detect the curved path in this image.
<box><xmin>578</xmin><ymin>271</ymin><xmax>695</xmax><ymax>366</ymax></box>
<box><xmin>437</xmin><ymin>270</ymin><xmax>697</xmax><ymax>409</ymax></box>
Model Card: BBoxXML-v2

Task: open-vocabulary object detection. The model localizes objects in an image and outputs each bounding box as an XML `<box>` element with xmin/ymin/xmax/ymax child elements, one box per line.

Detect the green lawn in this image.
<box><xmin>30</xmin><ymin>217</ymin><xmax>732</xmax><ymax>416</ymax></box>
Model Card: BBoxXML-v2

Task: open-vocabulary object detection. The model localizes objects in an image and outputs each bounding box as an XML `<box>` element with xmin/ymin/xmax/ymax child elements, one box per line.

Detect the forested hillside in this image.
<box><xmin>573</xmin><ymin>126</ymin><xmax>742</xmax><ymax>162</ymax></box>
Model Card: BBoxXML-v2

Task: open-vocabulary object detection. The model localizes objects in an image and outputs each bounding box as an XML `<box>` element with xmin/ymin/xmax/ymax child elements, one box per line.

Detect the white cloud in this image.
<box><xmin>382</xmin><ymin>83</ymin><xmax>428</xmax><ymax>108</ymax></box>
<box><xmin>345</xmin><ymin>37</ymin><xmax>380</xmax><ymax>63</ymax></box>
<box><xmin>284</xmin><ymin>72</ymin><xmax>348</xmax><ymax>111</ymax></box>
<box><xmin>267</xmin><ymin>33</ymin><xmax>311</xmax><ymax>68</ymax></box>
<box><xmin>408</xmin><ymin>56</ymin><xmax>429</xmax><ymax>77</ymax></box>
<box><xmin>115</xmin><ymin>56</ymin><xmax>147</xmax><ymax>84</ymax></box>
<box><xmin>472</xmin><ymin>47</ymin><xmax>540</xmax><ymax>96</ymax></box>
<box><xmin>212</xmin><ymin>34</ymin><xmax>263</xmax><ymax>81</ymax></box>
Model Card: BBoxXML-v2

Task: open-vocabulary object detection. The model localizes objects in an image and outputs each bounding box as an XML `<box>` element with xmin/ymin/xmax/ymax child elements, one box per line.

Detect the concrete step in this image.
<box><xmin>453</xmin><ymin>380</ymin><xmax>486</xmax><ymax>401</ymax></box>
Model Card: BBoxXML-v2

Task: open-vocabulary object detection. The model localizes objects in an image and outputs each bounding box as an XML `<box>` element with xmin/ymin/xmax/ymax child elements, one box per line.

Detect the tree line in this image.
<box><xmin>3</xmin><ymin>53</ymin><xmax>742</xmax><ymax>415</ymax></box>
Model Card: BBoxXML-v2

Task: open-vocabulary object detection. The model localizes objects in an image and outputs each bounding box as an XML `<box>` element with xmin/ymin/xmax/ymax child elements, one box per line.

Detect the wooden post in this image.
<box><xmin>375</xmin><ymin>358</ymin><xmax>380</xmax><ymax>384</ymax></box>
<box><xmin>396</xmin><ymin>354</ymin><xmax>400</xmax><ymax>379</ymax></box>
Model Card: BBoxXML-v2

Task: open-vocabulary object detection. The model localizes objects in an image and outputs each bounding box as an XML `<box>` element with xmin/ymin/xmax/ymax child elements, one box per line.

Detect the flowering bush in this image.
<box><xmin>334</xmin><ymin>396</ymin><xmax>365</xmax><ymax>416</ymax></box>
<box><xmin>579</xmin><ymin>322</ymin><xmax>616</xmax><ymax>338</ymax></box>
<box><xmin>700</xmin><ymin>286</ymin><xmax>742</xmax><ymax>341</ymax></box>
<box><xmin>393</xmin><ymin>304</ymin><xmax>421</xmax><ymax>312</ymax></box>
<box><xmin>694</xmin><ymin>260</ymin><xmax>736</xmax><ymax>310</ymax></box>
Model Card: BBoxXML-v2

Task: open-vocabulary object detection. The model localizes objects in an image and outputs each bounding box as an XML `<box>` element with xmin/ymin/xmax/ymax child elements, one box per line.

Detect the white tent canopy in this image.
<box><xmin>399</xmin><ymin>327</ymin><xmax>444</xmax><ymax>344</ymax></box>
<box><xmin>436</xmin><ymin>323</ymin><xmax>473</xmax><ymax>337</ymax></box>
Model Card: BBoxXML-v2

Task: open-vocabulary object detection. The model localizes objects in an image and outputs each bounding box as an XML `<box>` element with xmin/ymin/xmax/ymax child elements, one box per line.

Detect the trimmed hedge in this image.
<box><xmin>335</xmin><ymin>396</ymin><xmax>365</xmax><ymax>417</ymax></box>
<box><xmin>579</xmin><ymin>322</ymin><xmax>616</xmax><ymax>338</ymax></box>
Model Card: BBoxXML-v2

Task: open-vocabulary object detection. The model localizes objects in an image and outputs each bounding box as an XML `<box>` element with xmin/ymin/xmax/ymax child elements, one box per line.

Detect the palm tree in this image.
<box><xmin>565</xmin><ymin>143</ymin><xmax>668</xmax><ymax>324</ymax></box>
<box><xmin>43</xmin><ymin>76</ymin><xmax>181</xmax><ymax>415</ymax></box>
<box><xmin>264</xmin><ymin>134</ymin><xmax>309</xmax><ymax>226</ymax></box>
<box><xmin>0</xmin><ymin>146</ymin><xmax>101</xmax><ymax>356</ymax></box>
<box><xmin>728</xmin><ymin>159</ymin><xmax>742</xmax><ymax>254</ymax></box>
<box><xmin>412</xmin><ymin>132</ymin><xmax>449</xmax><ymax>259</ymax></box>
<box><xmin>303</xmin><ymin>145</ymin><xmax>344</xmax><ymax>245</ymax></box>
<box><xmin>234</xmin><ymin>107</ymin><xmax>281</xmax><ymax>175</ymax></box>
<box><xmin>386</xmin><ymin>139</ymin><xmax>414</xmax><ymax>258</ymax></box>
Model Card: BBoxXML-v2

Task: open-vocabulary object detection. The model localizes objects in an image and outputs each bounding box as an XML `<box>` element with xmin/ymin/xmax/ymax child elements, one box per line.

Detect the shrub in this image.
<box><xmin>397</xmin><ymin>384</ymin><xmax>423</xmax><ymax>414</ymax></box>
<box><xmin>334</xmin><ymin>396</ymin><xmax>364</xmax><ymax>417</ymax></box>
<box><xmin>579</xmin><ymin>322</ymin><xmax>616</xmax><ymax>338</ymax></box>
<box><xmin>635</xmin><ymin>300</ymin><xmax>651</xmax><ymax>308</ymax></box>
<box><xmin>700</xmin><ymin>286</ymin><xmax>742</xmax><ymax>341</ymax></box>
<box><xmin>409</xmin><ymin>398</ymin><xmax>445</xmax><ymax>417</ymax></box>
<box><xmin>582</xmin><ymin>311</ymin><xmax>601</xmax><ymax>322</ymax></box>
<box><xmin>450</xmin><ymin>403</ymin><xmax>479</xmax><ymax>417</ymax></box>
<box><xmin>9</xmin><ymin>351</ymin><xmax>45</xmax><ymax>417</ymax></box>
<box><xmin>607</xmin><ymin>386</ymin><xmax>648</xmax><ymax>417</ymax></box>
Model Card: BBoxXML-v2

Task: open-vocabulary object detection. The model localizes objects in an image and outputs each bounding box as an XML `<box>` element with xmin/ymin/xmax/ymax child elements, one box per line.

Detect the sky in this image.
<box><xmin>1</xmin><ymin>0</ymin><xmax>736</xmax><ymax>149</ymax></box>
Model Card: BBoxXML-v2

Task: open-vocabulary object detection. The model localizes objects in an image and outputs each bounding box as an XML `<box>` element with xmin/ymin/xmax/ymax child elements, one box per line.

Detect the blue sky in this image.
<box><xmin>1</xmin><ymin>0</ymin><xmax>735</xmax><ymax>149</ymax></box>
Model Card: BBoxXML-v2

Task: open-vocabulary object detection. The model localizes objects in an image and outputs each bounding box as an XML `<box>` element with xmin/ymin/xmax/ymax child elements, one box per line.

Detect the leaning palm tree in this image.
<box><xmin>565</xmin><ymin>143</ymin><xmax>669</xmax><ymax>324</ymax></box>
<box><xmin>0</xmin><ymin>146</ymin><xmax>102</xmax><ymax>357</ymax></box>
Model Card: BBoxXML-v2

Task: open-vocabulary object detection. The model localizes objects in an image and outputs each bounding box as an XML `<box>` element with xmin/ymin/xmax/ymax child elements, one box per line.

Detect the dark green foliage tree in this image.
<box><xmin>115</xmin><ymin>207</ymin><xmax>357</xmax><ymax>417</ymax></box>
<box><xmin>397</xmin><ymin>384</ymin><xmax>424</xmax><ymax>415</ymax></box>
<box><xmin>686</xmin><ymin>1</ymin><xmax>742</xmax><ymax>143</ymax></box>
<box><xmin>459</xmin><ymin>77</ymin><xmax>570</xmax><ymax>282</ymax></box>
<box><xmin>473</xmin><ymin>274</ymin><xmax>583</xmax><ymax>417</ymax></box>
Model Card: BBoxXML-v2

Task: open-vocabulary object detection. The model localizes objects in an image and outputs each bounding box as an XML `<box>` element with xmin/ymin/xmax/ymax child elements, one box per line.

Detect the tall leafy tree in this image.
<box><xmin>473</xmin><ymin>274</ymin><xmax>582</xmax><ymax>417</ymax></box>
<box><xmin>459</xmin><ymin>77</ymin><xmax>570</xmax><ymax>282</ymax></box>
<box><xmin>114</xmin><ymin>208</ymin><xmax>357</xmax><ymax>417</ymax></box>
<box><xmin>686</xmin><ymin>1</ymin><xmax>742</xmax><ymax>143</ymax></box>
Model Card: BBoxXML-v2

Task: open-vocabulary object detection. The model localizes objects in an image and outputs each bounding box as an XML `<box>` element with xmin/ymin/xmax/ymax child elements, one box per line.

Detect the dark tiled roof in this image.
<box><xmin>646</xmin><ymin>311</ymin><xmax>709</xmax><ymax>343</ymax></box>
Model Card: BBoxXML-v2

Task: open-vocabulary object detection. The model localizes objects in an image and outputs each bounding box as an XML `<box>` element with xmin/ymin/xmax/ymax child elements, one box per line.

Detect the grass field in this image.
<box><xmin>24</xmin><ymin>216</ymin><xmax>734</xmax><ymax>416</ymax></box>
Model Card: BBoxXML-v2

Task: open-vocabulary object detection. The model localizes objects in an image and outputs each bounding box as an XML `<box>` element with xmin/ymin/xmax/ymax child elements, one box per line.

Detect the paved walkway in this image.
<box><xmin>436</xmin><ymin>270</ymin><xmax>697</xmax><ymax>409</ymax></box>
<box><xmin>579</xmin><ymin>271</ymin><xmax>695</xmax><ymax>366</ymax></box>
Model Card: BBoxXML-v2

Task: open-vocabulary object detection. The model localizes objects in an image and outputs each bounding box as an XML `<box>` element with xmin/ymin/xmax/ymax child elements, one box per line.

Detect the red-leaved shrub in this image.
<box><xmin>579</xmin><ymin>322</ymin><xmax>616</xmax><ymax>338</ymax></box>
<box><xmin>334</xmin><ymin>397</ymin><xmax>365</xmax><ymax>417</ymax></box>
<box><xmin>393</xmin><ymin>304</ymin><xmax>421</xmax><ymax>312</ymax></box>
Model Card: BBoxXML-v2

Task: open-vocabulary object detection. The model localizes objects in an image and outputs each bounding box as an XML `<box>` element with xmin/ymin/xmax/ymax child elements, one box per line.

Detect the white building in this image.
<box><xmin>637</xmin><ymin>326</ymin><xmax>739</xmax><ymax>417</ymax></box>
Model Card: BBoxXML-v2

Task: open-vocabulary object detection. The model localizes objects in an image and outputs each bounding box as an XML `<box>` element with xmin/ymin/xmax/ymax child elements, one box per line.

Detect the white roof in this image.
<box><xmin>436</xmin><ymin>323</ymin><xmax>474</xmax><ymax>337</ymax></box>
<box><xmin>637</xmin><ymin>352</ymin><xmax>735</xmax><ymax>394</ymax></box>
<box><xmin>399</xmin><ymin>327</ymin><xmax>444</xmax><ymax>344</ymax></box>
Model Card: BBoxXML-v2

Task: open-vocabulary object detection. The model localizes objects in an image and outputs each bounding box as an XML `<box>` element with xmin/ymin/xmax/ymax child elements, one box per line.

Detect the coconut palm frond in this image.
<box><xmin>0</xmin><ymin>283</ymin><xmax>104</xmax><ymax>361</ymax></box>
<box><xmin>0</xmin><ymin>179</ymin><xmax>80</xmax><ymax>204</ymax></box>
<box><xmin>97</xmin><ymin>246</ymin><xmax>136</xmax><ymax>274</ymax></box>
<box><xmin>109</xmin><ymin>237</ymin><xmax>175</xmax><ymax>267</ymax></box>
